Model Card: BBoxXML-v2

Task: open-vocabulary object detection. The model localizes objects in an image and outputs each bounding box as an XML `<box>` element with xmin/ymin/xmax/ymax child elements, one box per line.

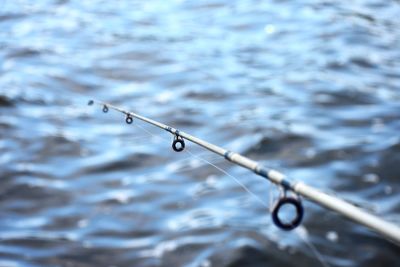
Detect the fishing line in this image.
<box><xmin>184</xmin><ymin>148</ymin><xmax>270</xmax><ymax>210</ymax></box>
<box><xmin>294</xmin><ymin>227</ymin><xmax>331</xmax><ymax>267</ymax></box>
<box><xmin>168</xmin><ymin>155</ymin><xmax>228</xmax><ymax>174</ymax></box>
<box><xmin>136</xmin><ymin>117</ymin><xmax>331</xmax><ymax>266</ymax></box>
<box><xmin>134</xmin><ymin>123</ymin><xmax>167</xmax><ymax>145</ymax></box>
<box><xmin>90</xmin><ymin>100</ymin><xmax>335</xmax><ymax>267</ymax></box>
<box><xmin>136</xmin><ymin>121</ymin><xmax>270</xmax><ymax>209</ymax></box>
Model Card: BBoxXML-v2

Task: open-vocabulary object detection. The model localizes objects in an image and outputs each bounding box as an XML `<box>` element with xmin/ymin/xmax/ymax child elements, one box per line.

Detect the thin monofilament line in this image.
<box><xmin>89</xmin><ymin>98</ymin><xmax>330</xmax><ymax>266</ymax></box>
<box><xmin>133</xmin><ymin>117</ymin><xmax>330</xmax><ymax>267</ymax></box>
<box><xmin>185</xmin><ymin>148</ymin><xmax>270</xmax><ymax>210</ymax></box>
<box><xmin>136</xmin><ymin>124</ymin><xmax>270</xmax><ymax>209</ymax></box>
<box><xmin>295</xmin><ymin>228</ymin><xmax>331</xmax><ymax>267</ymax></box>
<box><xmin>170</xmin><ymin>155</ymin><xmax>229</xmax><ymax>174</ymax></box>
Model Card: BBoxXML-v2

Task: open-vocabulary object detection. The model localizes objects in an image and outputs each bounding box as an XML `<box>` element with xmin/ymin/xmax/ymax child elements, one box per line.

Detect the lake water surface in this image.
<box><xmin>1</xmin><ymin>0</ymin><xmax>400</xmax><ymax>266</ymax></box>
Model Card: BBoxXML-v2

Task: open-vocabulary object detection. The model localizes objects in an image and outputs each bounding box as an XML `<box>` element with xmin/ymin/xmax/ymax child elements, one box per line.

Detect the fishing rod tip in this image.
<box><xmin>87</xmin><ymin>100</ymin><xmax>94</xmax><ymax>106</ymax></box>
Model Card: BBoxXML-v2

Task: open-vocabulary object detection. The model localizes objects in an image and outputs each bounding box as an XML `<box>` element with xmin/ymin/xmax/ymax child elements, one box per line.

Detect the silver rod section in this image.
<box><xmin>89</xmin><ymin>100</ymin><xmax>400</xmax><ymax>245</ymax></box>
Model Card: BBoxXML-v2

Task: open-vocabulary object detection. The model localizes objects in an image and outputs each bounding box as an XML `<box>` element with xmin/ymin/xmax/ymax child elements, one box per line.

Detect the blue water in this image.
<box><xmin>1</xmin><ymin>0</ymin><xmax>400</xmax><ymax>266</ymax></box>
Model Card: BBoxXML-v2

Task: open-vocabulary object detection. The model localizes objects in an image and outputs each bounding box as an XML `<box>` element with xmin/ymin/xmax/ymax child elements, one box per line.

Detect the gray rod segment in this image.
<box><xmin>294</xmin><ymin>182</ymin><xmax>400</xmax><ymax>245</ymax></box>
<box><xmin>90</xmin><ymin>100</ymin><xmax>400</xmax><ymax>245</ymax></box>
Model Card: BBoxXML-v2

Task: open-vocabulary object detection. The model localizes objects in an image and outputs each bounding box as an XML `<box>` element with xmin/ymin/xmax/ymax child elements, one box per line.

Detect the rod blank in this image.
<box><xmin>89</xmin><ymin>100</ymin><xmax>400</xmax><ymax>245</ymax></box>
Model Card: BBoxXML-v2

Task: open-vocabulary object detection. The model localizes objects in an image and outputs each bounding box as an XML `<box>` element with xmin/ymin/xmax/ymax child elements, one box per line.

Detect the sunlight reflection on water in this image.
<box><xmin>1</xmin><ymin>0</ymin><xmax>400</xmax><ymax>266</ymax></box>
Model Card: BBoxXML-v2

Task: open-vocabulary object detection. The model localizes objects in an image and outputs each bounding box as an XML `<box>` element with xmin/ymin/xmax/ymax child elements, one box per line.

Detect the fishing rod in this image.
<box><xmin>88</xmin><ymin>99</ymin><xmax>400</xmax><ymax>245</ymax></box>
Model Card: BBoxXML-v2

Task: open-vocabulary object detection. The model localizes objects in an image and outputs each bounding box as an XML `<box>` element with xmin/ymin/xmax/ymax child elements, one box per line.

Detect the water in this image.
<box><xmin>1</xmin><ymin>0</ymin><xmax>400</xmax><ymax>266</ymax></box>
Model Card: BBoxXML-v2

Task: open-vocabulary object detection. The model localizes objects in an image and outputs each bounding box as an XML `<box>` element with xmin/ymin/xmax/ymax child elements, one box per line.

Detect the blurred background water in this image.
<box><xmin>1</xmin><ymin>0</ymin><xmax>400</xmax><ymax>266</ymax></box>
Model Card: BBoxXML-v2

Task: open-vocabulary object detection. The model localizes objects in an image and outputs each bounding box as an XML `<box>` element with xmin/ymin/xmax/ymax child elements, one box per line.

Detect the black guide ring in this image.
<box><xmin>271</xmin><ymin>195</ymin><xmax>304</xmax><ymax>231</ymax></box>
<box><xmin>103</xmin><ymin>105</ymin><xmax>109</xmax><ymax>113</ymax></box>
<box><xmin>172</xmin><ymin>135</ymin><xmax>185</xmax><ymax>152</ymax></box>
<box><xmin>126</xmin><ymin>114</ymin><xmax>133</xmax><ymax>124</ymax></box>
